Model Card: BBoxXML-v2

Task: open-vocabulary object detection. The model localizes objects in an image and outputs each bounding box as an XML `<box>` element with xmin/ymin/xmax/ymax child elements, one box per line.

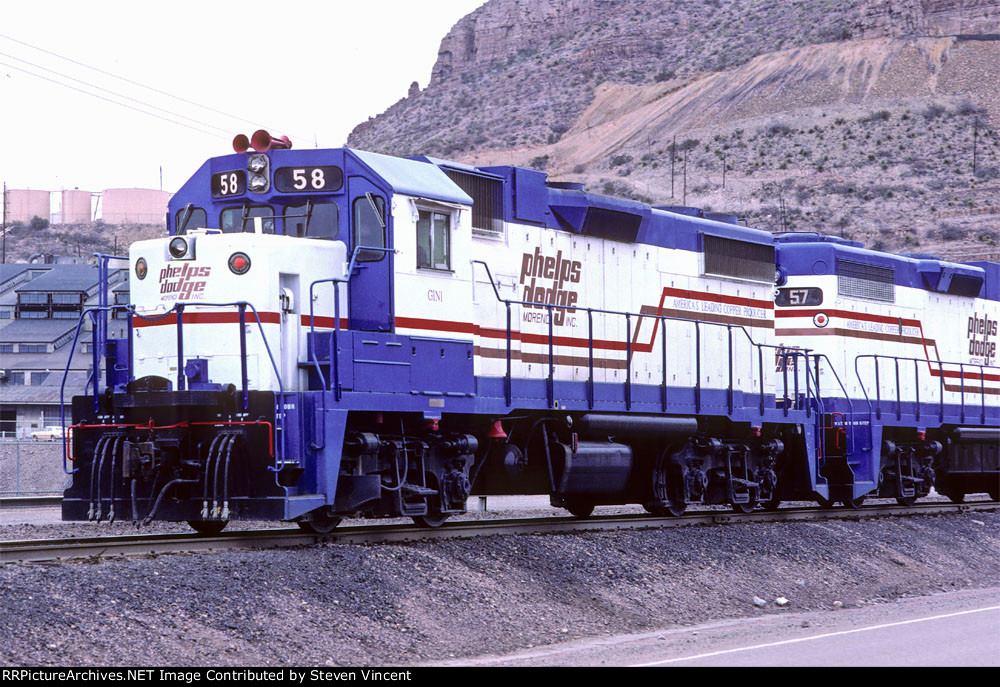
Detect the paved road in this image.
<box><xmin>639</xmin><ymin>603</ymin><xmax>1000</xmax><ymax>666</ymax></box>
<box><xmin>444</xmin><ymin>587</ymin><xmax>1000</xmax><ymax>667</ymax></box>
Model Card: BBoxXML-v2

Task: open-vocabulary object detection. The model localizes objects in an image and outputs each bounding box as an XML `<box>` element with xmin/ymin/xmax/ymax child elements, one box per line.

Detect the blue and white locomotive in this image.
<box><xmin>61</xmin><ymin>131</ymin><xmax>1000</xmax><ymax>533</ymax></box>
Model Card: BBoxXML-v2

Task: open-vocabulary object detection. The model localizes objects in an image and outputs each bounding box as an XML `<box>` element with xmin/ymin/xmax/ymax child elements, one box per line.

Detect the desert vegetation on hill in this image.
<box><xmin>1</xmin><ymin>221</ymin><xmax>163</xmax><ymax>263</ymax></box>
<box><xmin>579</xmin><ymin>101</ymin><xmax>999</xmax><ymax>255</ymax></box>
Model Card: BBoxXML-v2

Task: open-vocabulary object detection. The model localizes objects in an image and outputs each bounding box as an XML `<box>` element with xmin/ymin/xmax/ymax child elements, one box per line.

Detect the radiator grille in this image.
<box><xmin>703</xmin><ymin>234</ymin><xmax>775</xmax><ymax>283</ymax></box>
<box><xmin>836</xmin><ymin>259</ymin><xmax>895</xmax><ymax>302</ymax></box>
<box><xmin>443</xmin><ymin>169</ymin><xmax>504</xmax><ymax>236</ymax></box>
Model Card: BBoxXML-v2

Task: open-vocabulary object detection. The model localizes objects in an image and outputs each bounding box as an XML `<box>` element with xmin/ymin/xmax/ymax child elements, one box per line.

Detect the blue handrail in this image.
<box><xmin>60</xmin><ymin>301</ymin><xmax>289</xmax><ymax>476</ymax></box>
<box><xmin>307</xmin><ymin>244</ymin><xmax>397</xmax><ymax>396</ymax></box>
<box><xmin>855</xmin><ymin>353</ymin><xmax>998</xmax><ymax>425</ymax></box>
<box><xmin>471</xmin><ymin>259</ymin><xmax>821</xmax><ymax>417</ymax></box>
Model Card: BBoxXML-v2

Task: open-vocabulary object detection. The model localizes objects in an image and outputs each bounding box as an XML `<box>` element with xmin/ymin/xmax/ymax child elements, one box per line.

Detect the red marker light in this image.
<box><xmin>228</xmin><ymin>252</ymin><xmax>251</xmax><ymax>275</ymax></box>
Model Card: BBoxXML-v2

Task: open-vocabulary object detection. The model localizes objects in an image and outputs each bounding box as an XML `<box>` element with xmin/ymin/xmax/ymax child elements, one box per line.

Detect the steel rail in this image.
<box><xmin>0</xmin><ymin>495</ymin><xmax>62</xmax><ymax>508</ymax></box>
<box><xmin>2</xmin><ymin>501</ymin><xmax>996</xmax><ymax>564</ymax></box>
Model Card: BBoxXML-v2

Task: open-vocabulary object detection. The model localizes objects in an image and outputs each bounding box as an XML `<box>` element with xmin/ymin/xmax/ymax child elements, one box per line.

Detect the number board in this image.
<box><xmin>274</xmin><ymin>166</ymin><xmax>344</xmax><ymax>193</ymax></box>
<box><xmin>211</xmin><ymin>170</ymin><xmax>247</xmax><ymax>198</ymax></box>
<box><xmin>775</xmin><ymin>287</ymin><xmax>824</xmax><ymax>307</ymax></box>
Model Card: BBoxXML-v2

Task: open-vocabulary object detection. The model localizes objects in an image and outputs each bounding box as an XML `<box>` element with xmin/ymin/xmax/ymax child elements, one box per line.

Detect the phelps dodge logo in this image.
<box><xmin>158</xmin><ymin>263</ymin><xmax>210</xmax><ymax>301</ymax></box>
<box><xmin>967</xmin><ymin>312</ymin><xmax>997</xmax><ymax>364</ymax></box>
<box><xmin>520</xmin><ymin>248</ymin><xmax>582</xmax><ymax>326</ymax></box>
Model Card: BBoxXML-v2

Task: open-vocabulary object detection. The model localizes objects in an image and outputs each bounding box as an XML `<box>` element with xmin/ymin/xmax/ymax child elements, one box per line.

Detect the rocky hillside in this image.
<box><xmin>348</xmin><ymin>0</ymin><xmax>1000</xmax><ymax>256</ymax></box>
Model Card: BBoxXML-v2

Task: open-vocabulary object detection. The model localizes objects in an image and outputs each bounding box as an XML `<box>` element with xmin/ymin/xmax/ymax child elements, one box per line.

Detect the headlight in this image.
<box><xmin>135</xmin><ymin>258</ymin><xmax>147</xmax><ymax>280</ymax></box>
<box><xmin>249</xmin><ymin>174</ymin><xmax>269</xmax><ymax>192</ymax></box>
<box><xmin>169</xmin><ymin>237</ymin><xmax>188</xmax><ymax>259</ymax></box>
<box><xmin>228</xmin><ymin>252</ymin><xmax>251</xmax><ymax>275</ymax></box>
<box><xmin>248</xmin><ymin>154</ymin><xmax>268</xmax><ymax>173</ymax></box>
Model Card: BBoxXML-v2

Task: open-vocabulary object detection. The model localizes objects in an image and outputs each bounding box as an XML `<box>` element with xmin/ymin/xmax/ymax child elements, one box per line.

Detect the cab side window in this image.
<box><xmin>353</xmin><ymin>195</ymin><xmax>385</xmax><ymax>261</ymax></box>
<box><xmin>416</xmin><ymin>210</ymin><xmax>450</xmax><ymax>271</ymax></box>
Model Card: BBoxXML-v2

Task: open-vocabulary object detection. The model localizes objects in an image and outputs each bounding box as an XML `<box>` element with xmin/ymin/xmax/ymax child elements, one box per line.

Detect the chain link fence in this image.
<box><xmin>0</xmin><ymin>440</ymin><xmax>71</xmax><ymax>495</ymax></box>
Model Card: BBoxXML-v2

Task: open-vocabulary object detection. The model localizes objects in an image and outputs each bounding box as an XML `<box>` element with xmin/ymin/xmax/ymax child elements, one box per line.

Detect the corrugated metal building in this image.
<box><xmin>0</xmin><ymin>263</ymin><xmax>128</xmax><ymax>438</ymax></box>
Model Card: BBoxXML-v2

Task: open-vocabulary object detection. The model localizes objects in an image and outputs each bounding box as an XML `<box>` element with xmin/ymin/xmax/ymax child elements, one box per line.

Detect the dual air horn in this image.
<box><xmin>233</xmin><ymin>129</ymin><xmax>293</xmax><ymax>153</ymax></box>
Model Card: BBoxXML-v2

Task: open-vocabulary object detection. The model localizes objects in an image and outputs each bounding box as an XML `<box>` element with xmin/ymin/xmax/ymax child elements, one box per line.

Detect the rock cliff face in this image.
<box><xmin>348</xmin><ymin>0</ymin><xmax>1000</xmax><ymax>158</ymax></box>
<box><xmin>857</xmin><ymin>0</ymin><xmax>1000</xmax><ymax>37</ymax></box>
<box><xmin>347</xmin><ymin>1</ymin><xmax>1000</xmax><ymax>256</ymax></box>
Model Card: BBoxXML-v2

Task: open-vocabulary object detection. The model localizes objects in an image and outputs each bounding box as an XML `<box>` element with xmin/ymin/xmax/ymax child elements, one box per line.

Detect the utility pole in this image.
<box><xmin>671</xmin><ymin>135</ymin><xmax>676</xmax><ymax>199</ymax></box>
<box><xmin>2</xmin><ymin>182</ymin><xmax>7</xmax><ymax>265</ymax></box>
<box><xmin>973</xmin><ymin>117</ymin><xmax>979</xmax><ymax>177</ymax></box>
<box><xmin>722</xmin><ymin>152</ymin><xmax>727</xmax><ymax>189</ymax></box>
<box><xmin>682</xmin><ymin>147</ymin><xmax>688</xmax><ymax>205</ymax></box>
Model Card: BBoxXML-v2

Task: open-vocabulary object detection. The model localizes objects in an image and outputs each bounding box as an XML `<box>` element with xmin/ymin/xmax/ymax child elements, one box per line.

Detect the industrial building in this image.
<box><xmin>0</xmin><ymin>261</ymin><xmax>128</xmax><ymax>437</ymax></box>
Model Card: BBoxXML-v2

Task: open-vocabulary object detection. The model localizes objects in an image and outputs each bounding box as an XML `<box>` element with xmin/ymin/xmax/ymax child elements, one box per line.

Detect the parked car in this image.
<box><xmin>30</xmin><ymin>426</ymin><xmax>65</xmax><ymax>441</ymax></box>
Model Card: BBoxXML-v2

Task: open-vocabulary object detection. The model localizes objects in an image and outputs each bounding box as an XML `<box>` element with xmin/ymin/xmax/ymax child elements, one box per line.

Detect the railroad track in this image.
<box><xmin>2</xmin><ymin>501</ymin><xmax>996</xmax><ymax>564</ymax></box>
<box><xmin>0</xmin><ymin>495</ymin><xmax>61</xmax><ymax>508</ymax></box>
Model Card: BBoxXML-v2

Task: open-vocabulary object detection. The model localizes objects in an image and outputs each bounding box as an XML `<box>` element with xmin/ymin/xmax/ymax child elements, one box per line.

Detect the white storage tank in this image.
<box><xmin>101</xmin><ymin>188</ymin><xmax>168</xmax><ymax>225</ymax></box>
<box><xmin>61</xmin><ymin>189</ymin><xmax>93</xmax><ymax>224</ymax></box>
<box><xmin>6</xmin><ymin>189</ymin><xmax>51</xmax><ymax>223</ymax></box>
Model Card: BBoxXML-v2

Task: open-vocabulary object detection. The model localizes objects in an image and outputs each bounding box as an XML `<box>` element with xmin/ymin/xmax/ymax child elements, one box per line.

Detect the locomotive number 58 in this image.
<box><xmin>274</xmin><ymin>165</ymin><xmax>344</xmax><ymax>193</ymax></box>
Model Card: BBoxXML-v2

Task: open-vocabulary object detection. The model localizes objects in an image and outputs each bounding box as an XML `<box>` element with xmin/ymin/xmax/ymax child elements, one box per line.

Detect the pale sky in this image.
<box><xmin>0</xmin><ymin>0</ymin><xmax>485</xmax><ymax>195</ymax></box>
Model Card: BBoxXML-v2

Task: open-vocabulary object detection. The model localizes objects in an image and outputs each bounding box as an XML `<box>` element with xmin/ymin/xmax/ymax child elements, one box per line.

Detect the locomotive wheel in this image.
<box><xmin>187</xmin><ymin>520</ymin><xmax>228</xmax><ymax>536</ymax></box>
<box><xmin>731</xmin><ymin>500</ymin><xmax>757</xmax><ymax>514</ymax></box>
<box><xmin>841</xmin><ymin>496</ymin><xmax>866</xmax><ymax>509</ymax></box>
<box><xmin>761</xmin><ymin>497</ymin><xmax>782</xmax><ymax>511</ymax></box>
<box><xmin>296</xmin><ymin>509</ymin><xmax>342</xmax><ymax>534</ymax></box>
<box><xmin>646</xmin><ymin>448</ymin><xmax>687</xmax><ymax>517</ymax></box>
<box><xmin>564</xmin><ymin>497</ymin><xmax>595</xmax><ymax>519</ymax></box>
<box><xmin>945</xmin><ymin>490</ymin><xmax>966</xmax><ymax>504</ymax></box>
<box><xmin>815</xmin><ymin>496</ymin><xmax>835</xmax><ymax>508</ymax></box>
<box><xmin>895</xmin><ymin>495</ymin><xmax>918</xmax><ymax>507</ymax></box>
<box><xmin>412</xmin><ymin>513</ymin><xmax>451</xmax><ymax>528</ymax></box>
<box><xmin>644</xmin><ymin>500</ymin><xmax>687</xmax><ymax>517</ymax></box>
<box><xmin>989</xmin><ymin>485</ymin><xmax>999</xmax><ymax>502</ymax></box>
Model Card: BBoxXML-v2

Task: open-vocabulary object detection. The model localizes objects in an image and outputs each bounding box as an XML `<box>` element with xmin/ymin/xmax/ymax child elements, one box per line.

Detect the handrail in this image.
<box><xmin>90</xmin><ymin>253</ymin><xmax>128</xmax><ymax>396</ymax></box>
<box><xmin>303</xmin><ymin>245</ymin><xmax>397</xmax><ymax>452</ymax></box>
<box><xmin>807</xmin><ymin>354</ymin><xmax>864</xmax><ymax>457</ymax></box>
<box><xmin>471</xmin><ymin>259</ymin><xmax>820</xmax><ymax>416</ymax></box>
<box><xmin>854</xmin><ymin>353</ymin><xmax>998</xmax><ymax>425</ymax></box>
<box><xmin>307</xmin><ymin>245</ymin><xmax>398</xmax><ymax>407</ymax></box>
<box><xmin>60</xmin><ymin>301</ymin><xmax>288</xmax><ymax>476</ymax></box>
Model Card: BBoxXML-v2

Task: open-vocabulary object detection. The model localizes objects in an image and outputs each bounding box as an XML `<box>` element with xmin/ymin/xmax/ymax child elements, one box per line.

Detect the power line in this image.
<box><xmin>0</xmin><ymin>49</ymin><xmax>233</xmax><ymax>136</ymax></box>
<box><xmin>0</xmin><ymin>59</ymin><xmax>227</xmax><ymax>140</ymax></box>
<box><xmin>0</xmin><ymin>33</ymin><xmax>307</xmax><ymax>140</ymax></box>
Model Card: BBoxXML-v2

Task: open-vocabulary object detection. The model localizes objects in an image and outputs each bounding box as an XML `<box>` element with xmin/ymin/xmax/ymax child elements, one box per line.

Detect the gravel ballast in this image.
<box><xmin>1</xmin><ymin>510</ymin><xmax>998</xmax><ymax>666</ymax></box>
